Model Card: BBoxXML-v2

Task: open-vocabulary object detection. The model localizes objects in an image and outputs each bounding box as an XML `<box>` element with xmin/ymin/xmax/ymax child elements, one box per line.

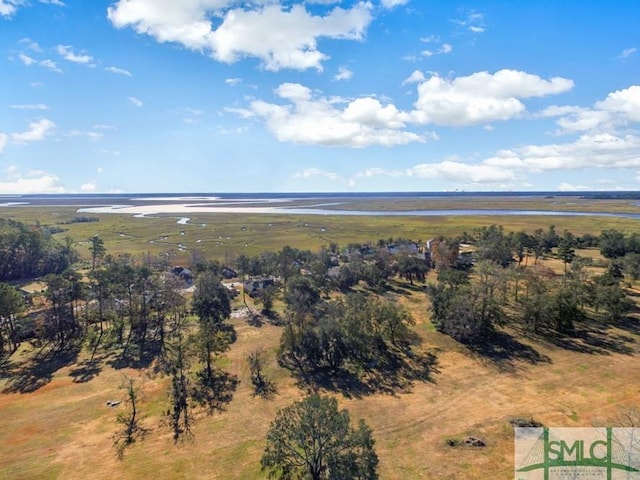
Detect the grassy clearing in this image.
<box><xmin>1</xmin><ymin>288</ymin><xmax>638</xmax><ymax>479</ymax></box>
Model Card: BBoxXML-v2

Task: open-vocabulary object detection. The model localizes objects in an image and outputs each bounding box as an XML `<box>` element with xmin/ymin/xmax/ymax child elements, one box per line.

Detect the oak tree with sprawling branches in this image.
<box><xmin>261</xmin><ymin>394</ymin><xmax>378</xmax><ymax>480</ymax></box>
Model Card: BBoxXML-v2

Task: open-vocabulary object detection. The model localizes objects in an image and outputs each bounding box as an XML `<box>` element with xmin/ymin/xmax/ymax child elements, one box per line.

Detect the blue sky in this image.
<box><xmin>1</xmin><ymin>0</ymin><xmax>640</xmax><ymax>193</ymax></box>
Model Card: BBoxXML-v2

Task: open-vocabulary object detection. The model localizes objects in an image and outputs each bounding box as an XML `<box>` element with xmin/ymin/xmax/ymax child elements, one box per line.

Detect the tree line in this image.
<box><xmin>428</xmin><ymin>226</ymin><xmax>635</xmax><ymax>345</ymax></box>
<box><xmin>2</xmin><ymin>224</ymin><xmax>639</xmax><ymax>358</ymax></box>
<box><xmin>0</xmin><ymin>218</ymin><xmax>77</xmax><ymax>282</ymax></box>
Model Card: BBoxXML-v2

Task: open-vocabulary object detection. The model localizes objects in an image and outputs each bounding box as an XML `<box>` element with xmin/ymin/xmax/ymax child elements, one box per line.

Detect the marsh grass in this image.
<box><xmin>315</xmin><ymin>195</ymin><xmax>640</xmax><ymax>213</ymax></box>
<box><xmin>3</xmin><ymin>201</ymin><xmax>640</xmax><ymax>265</ymax></box>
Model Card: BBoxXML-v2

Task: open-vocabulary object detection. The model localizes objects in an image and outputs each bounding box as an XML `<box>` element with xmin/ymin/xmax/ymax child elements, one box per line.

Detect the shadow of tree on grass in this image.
<box><xmin>106</xmin><ymin>340</ymin><xmax>161</xmax><ymax>371</ymax></box>
<box><xmin>69</xmin><ymin>355</ymin><xmax>106</xmax><ymax>383</ymax></box>
<box><xmin>613</xmin><ymin>314</ymin><xmax>640</xmax><ymax>336</ymax></box>
<box><xmin>468</xmin><ymin>329</ymin><xmax>552</xmax><ymax>374</ymax></box>
<box><xmin>525</xmin><ymin>317</ymin><xmax>636</xmax><ymax>357</ymax></box>
<box><xmin>246</xmin><ymin>314</ymin><xmax>263</xmax><ymax>327</ymax></box>
<box><xmin>295</xmin><ymin>347</ymin><xmax>439</xmax><ymax>399</ymax></box>
<box><xmin>251</xmin><ymin>377</ymin><xmax>277</xmax><ymax>400</ymax></box>
<box><xmin>191</xmin><ymin>368</ymin><xmax>239</xmax><ymax>414</ymax></box>
<box><xmin>384</xmin><ymin>280</ymin><xmax>427</xmax><ymax>296</ymax></box>
<box><xmin>2</xmin><ymin>342</ymin><xmax>81</xmax><ymax>394</ymax></box>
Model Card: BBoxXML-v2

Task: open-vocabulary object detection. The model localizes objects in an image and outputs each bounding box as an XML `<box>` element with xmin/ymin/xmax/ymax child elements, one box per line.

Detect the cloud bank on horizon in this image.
<box><xmin>1</xmin><ymin>0</ymin><xmax>639</xmax><ymax>193</ymax></box>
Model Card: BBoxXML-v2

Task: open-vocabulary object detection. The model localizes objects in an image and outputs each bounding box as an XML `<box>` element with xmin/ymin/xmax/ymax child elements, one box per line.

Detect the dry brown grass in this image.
<box><xmin>2</xmin><ymin>252</ymin><xmax>639</xmax><ymax>479</ymax></box>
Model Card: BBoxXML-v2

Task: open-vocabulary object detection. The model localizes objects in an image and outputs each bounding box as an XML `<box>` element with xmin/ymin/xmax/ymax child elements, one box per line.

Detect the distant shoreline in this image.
<box><xmin>1</xmin><ymin>191</ymin><xmax>640</xmax><ymax>205</ymax></box>
<box><xmin>2</xmin><ymin>191</ymin><xmax>640</xmax><ymax>218</ymax></box>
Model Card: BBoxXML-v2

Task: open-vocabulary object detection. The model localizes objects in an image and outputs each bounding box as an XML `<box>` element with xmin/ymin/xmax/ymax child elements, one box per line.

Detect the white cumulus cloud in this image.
<box><xmin>342</xmin><ymin>97</ymin><xmax>411</xmax><ymax>129</ymax></box>
<box><xmin>1</xmin><ymin>119</ymin><xmax>56</xmax><ymax>154</ymax></box>
<box><xmin>380</xmin><ymin>0</ymin><xmax>409</xmax><ymax>9</ymax></box>
<box><xmin>333</xmin><ymin>66</ymin><xmax>353</xmax><ymax>81</ymax></box>
<box><xmin>0</xmin><ymin>167</ymin><xmax>65</xmax><ymax>194</ymax></box>
<box><xmin>402</xmin><ymin>70</ymin><xmax>425</xmax><ymax>85</ymax></box>
<box><xmin>541</xmin><ymin>85</ymin><xmax>640</xmax><ymax>133</ymax></box>
<box><xmin>0</xmin><ymin>1</ymin><xmax>18</xmax><ymax>17</ymax></box>
<box><xmin>232</xmin><ymin>69</ymin><xmax>573</xmax><ymax>146</ymax></box>
<box><xmin>57</xmin><ymin>45</ymin><xmax>93</xmax><ymax>64</ymax></box>
<box><xmin>244</xmin><ymin>82</ymin><xmax>426</xmax><ymax>147</ymax></box>
<box><xmin>107</xmin><ymin>0</ymin><xmax>373</xmax><ymax>71</ymax></box>
<box><xmin>1</xmin><ymin>0</ymin><xmax>63</xmax><ymax>16</ymax></box>
<box><xmin>596</xmin><ymin>85</ymin><xmax>640</xmax><ymax>122</ymax></box>
<box><xmin>484</xmin><ymin>133</ymin><xmax>640</xmax><ymax>172</ymax></box>
<box><xmin>80</xmin><ymin>181</ymin><xmax>98</xmax><ymax>192</ymax></box>
<box><xmin>11</xmin><ymin>119</ymin><xmax>56</xmax><ymax>143</ymax></box>
<box><xmin>411</xmin><ymin>69</ymin><xmax>573</xmax><ymax>126</ymax></box>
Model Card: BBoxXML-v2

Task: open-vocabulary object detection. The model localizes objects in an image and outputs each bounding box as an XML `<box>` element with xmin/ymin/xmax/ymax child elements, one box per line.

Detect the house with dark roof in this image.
<box><xmin>221</xmin><ymin>267</ymin><xmax>238</xmax><ymax>279</ymax></box>
<box><xmin>171</xmin><ymin>266</ymin><xmax>193</xmax><ymax>285</ymax></box>
<box><xmin>243</xmin><ymin>277</ymin><xmax>275</xmax><ymax>297</ymax></box>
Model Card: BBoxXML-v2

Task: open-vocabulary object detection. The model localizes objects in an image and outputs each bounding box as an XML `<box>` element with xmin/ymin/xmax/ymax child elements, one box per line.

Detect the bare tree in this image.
<box><xmin>89</xmin><ymin>235</ymin><xmax>106</xmax><ymax>270</ymax></box>
<box><xmin>248</xmin><ymin>347</ymin><xmax>276</xmax><ymax>398</ymax></box>
<box><xmin>167</xmin><ymin>335</ymin><xmax>192</xmax><ymax>442</ymax></box>
<box><xmin>113</xmin><ymin>375</ymin><xmax>147</xmax><ymax>459</ymax></box>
